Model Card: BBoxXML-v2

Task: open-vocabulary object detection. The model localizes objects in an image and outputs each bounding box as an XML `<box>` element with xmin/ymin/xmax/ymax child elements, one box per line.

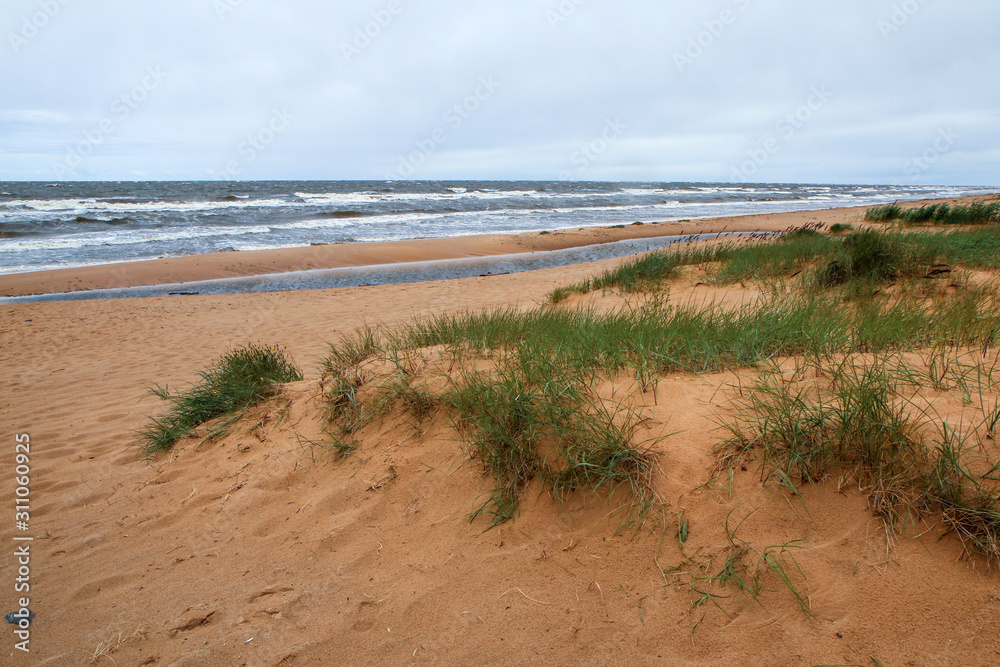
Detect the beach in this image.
<box><xmin>3</xmin><ymin>196</ymin><xmax>1000</xmax><ymax>665</ymax></box>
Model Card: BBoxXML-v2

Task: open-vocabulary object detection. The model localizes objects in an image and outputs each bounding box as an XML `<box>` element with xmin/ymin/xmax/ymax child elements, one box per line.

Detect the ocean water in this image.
<box><xmin>1</xmin><ymin>181</ymin><xmax>996</xmax><ymax>276</ymax></box>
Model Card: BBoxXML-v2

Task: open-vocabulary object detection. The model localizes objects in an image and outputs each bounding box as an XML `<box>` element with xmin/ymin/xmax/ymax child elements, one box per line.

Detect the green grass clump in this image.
<box><xmin>321</xmin><ymin>326</ymin><xmax>659</xmax><ymax>527</ymax></box>
<box><xmin>829</xmin><ymin>223</ymin><xmax>854</xmax><ymax>234</ymax></box>
<box><xmin>714</xmin><ymin>228</ymin><xmax>834</xmax><ymax>284</ymax></box>
<box><xmin>719</xmin><ymin>354</ymin><xmax>1000</xmax><ymax>561</ymax></box>
<box><xmin>547</xmin><ymin>283</ymin><xmax>592</xmax><ymax>304</ymax></box>
<box><xmin>323</xmin><ymin>374</ymin><xmax>368</xmax><ymax>436</ymax></box>
<box><xmin>448</xmin><ymin>360</ymin><xmax>548</xmax><ymax>524</ymax></box>
<box><xmin>140</xmin><ymin>344</ymin><xmax>303</xmax><ymax>456</ymax></box>
<box><xmin>818</xmin><ymin>230</ymin><xmax>908</xmax><ymax>286</ymax></box>
<box><xmin>324</xmin><ymin>326</ymin><xmax>382</xmax><ymax>375</ymax></box>
<box><xmin>866</xmin><ymin>201</ymin><xmax>1000</xmax><ymax>226</ymax></box>
<box><xmin>547</xmin><ymin>226</ymin><xmax>833</xmax><ymax>301</ymax></box>
<box><xmin>446</xmin><ymin>350</ymin><xmax>657</xmax><ymax>527</ymax></box>
<box><xmin>864</xmin><ymin>204</ymin><xmax>903</xmax><ymax>222</ymax></box>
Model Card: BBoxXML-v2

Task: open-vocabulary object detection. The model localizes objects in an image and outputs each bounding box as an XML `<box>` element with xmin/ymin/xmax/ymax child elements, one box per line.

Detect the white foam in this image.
<box><xmin>0</xmin><ymin>223</ymin><xmax>276</xmax><ymax>253</ymax></box>
<box><xmin>0</xmin><ymin>197</ymin><xmax>289</xmax><ymax>213</ymax></box>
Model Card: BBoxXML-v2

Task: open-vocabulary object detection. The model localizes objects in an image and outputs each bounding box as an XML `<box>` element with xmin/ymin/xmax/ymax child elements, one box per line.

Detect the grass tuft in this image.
<box><xmin>140</xmin><ymin>344</ymin><xmax>302</xmax><ymax>456</ymax></box>
<box><xmin>866</xmin><ymin>201</ymin><xmax>1000</xmax><ymax>226</ymax></box>
<box><xmin>719</xmin><ymin>353</ymin><xmax>1000</xmax><ymax>561</ymax></box>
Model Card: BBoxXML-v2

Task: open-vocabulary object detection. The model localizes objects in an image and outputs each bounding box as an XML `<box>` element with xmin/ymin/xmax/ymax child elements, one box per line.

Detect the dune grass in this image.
<box><xmin>718</xmin><ymin>352</ymin><xmax>1000</xmax><ymax>561</ymax></box>
<box><xmin>404</xmin><ymin>291</ymin><xmax>1000</xmax><ymax>377</ymax></box>
<box><xmin>446</xmin><ymin>350</ymin><xmax>657</xmax><ymax>526</ymax></box>
<box><xmin>365</xmin><ymin>224</ymin><xmax>1000</xmax><ymax>530</ymax></box>
<box><xmin>321</xmin><ymin>327</ymin><xmax>661</xmax><ymax>527</ymax></box>
<box><xmin>140</xmin><ymin>344</ymin><xmax>302</xmax><ymax>457</ymax></box>
<box><xmin>865</xmin><ymin>201</ymin><xmax>1000</xmax><ymax>226</ymax></box>
<box><xmin>548</xmin><ymin>225</ymin><xmax>1000</xmax><ymax>303</ymax></box>
<box><xmin>314</xmin><ymin>281</ymin><xmax>1000</xmax><ymax>528</ymax></box>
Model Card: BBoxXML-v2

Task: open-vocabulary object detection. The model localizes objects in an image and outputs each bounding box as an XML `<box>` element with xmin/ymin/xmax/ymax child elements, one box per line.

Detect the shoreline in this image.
<box><xmin>0</xmin><ymin>194</ymin><xmax>991</xmax><ymax>297</ymax></box>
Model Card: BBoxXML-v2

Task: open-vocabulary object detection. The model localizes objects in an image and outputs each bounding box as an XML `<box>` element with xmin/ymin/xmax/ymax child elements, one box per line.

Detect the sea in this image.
<box><xmin>1</xmin><ymin>181</ymin><xmax>997</xmax><ymax>299</ymax></box>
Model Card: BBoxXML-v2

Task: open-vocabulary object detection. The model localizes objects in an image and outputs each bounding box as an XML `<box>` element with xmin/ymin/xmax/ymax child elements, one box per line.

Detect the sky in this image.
<box><xmin>1</xmin><ymin>0</ymin><xmax>998</xmax><ymax>185</ymax></box>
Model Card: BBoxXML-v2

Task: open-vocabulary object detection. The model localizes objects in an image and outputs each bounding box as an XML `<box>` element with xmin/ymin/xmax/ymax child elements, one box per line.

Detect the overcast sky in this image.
<box><xmin>1</xmin><ymin>0</ymin><xmax>997</xmax><ymax>184</ymax></box>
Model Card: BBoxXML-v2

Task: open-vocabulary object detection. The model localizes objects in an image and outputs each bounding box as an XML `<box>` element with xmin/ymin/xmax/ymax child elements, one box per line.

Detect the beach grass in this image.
<box><xmin>140</xmin><ymin>344</ymin><xmax>302</xmax><ymax>456</ymax></box>
<box><xmin>321</xmin><ymin>324</ymin><xmax>661</xmax><ymax>527</ymax></box>
<box><xmin>717</xmin><ymin>352</ymin><xmax>1000</xmax><ymax>561</ymax></box>
<box><xmin>313</xmin><ymin>276</ymin><xmax>1000</xmax><ymax>527</ymax></box>
<box><xmin>548</xmin><ymin>225</ymin><xmax>1000</xmax><ymax>303</ymax></box>
<box><xmin>865</xmin><ymin>201</ymin><xmax>1000</xmax><ymax>226</ymax></box>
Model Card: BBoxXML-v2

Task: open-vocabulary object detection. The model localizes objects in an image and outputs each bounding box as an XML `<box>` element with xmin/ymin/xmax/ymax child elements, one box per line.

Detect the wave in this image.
<box><xmin>315</xmin><ymin>210</ymin><xmax>375</xmax><ymax>219</ymax></box>
<box><xmin>0</xmin><ymin>230</ymin><xmax>40</xmax><ymax>240</ymax></box>
<box><xmin>0</xmin><ymin>198</ymin><xmax>289</xmax><ymax>213</ymax></box>
<box><xmin>293</xmin><ymin>189</ymin><xmax>606</xmax><ymax>205</ymax></box>
<box><xmin>0</xmin><ymin>223</ymin><xmax>276</xmax><ymax>254</ymax></box>
<box><xmin>75</xmin><ymin>216</ymin><xmax>132</xmax><ymax>225</ymax></box>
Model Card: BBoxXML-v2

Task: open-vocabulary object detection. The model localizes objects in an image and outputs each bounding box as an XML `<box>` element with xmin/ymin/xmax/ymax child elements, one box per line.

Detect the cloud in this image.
<box><xmin>1</xmin><ymin>0</ymin><xmax>997</xmax><ymax>184</ymax></box>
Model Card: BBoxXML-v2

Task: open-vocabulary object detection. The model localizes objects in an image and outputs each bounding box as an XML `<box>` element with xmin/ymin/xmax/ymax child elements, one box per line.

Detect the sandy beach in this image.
<box><xmin>3</xmin><ymin>196</ymin><xmax>1000</xmax><ymax>665</ymax></box>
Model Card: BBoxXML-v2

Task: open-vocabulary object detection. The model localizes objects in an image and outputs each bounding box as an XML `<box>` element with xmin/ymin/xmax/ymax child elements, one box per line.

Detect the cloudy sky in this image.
<box><xmin>2</xmin><ymin>0</ymin><xmax>997</xmax><ymax>184</ymax></box>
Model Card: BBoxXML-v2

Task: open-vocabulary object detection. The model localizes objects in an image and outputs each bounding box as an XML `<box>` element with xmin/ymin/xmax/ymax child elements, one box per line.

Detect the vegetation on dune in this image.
<box><xmin>548</xmin><ymin>224</ymin><xmax>1000</xmax><ymax>303</ymax></box>
<box><xmin>865</xmin><ymin>201</ymin><xmax>1000</xmax><ymax>226</ymax></box>
<box><xmin>718</xmin><ymin>352</ymin><xmax>1000</xmax><ymax>562</ymax></box>
<box><xmin>312</xmin><ymin>276</ymin><xmax>1000</xmax><ymax>530</ymax></box>
<box><xmin>140</xmin><ymin>222</ymin><xmax>1000</xmax><ymax>579</ymax></box>
<box><xmin>139</xmin><ymin>344</ymin><xmax>302</xmax><ymax>456</ymax></box>
<box><xmin>321</xmin><ymin>326</ymin><xmax>661</xmax><ymax>528</ymax></box>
